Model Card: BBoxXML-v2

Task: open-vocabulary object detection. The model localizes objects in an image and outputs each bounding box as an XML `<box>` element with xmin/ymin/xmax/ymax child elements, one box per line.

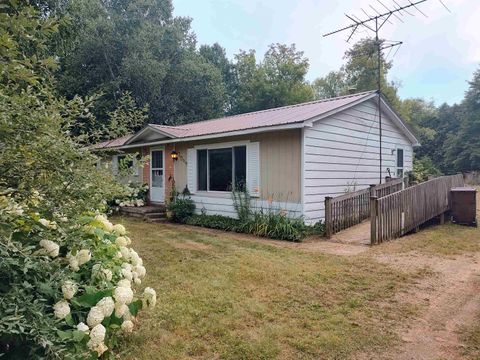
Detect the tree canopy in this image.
<box><xmin>27</xmin><ymin>0</ymin><xmax>480</xmax><ymax>174</ymax></box>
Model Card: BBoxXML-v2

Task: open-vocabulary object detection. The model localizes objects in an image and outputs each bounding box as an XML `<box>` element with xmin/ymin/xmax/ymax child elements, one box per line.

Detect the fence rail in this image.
<box><xmin>325</xmin><ymin>178</ymin><xmax>407</xmax><ymax>238</ymax></box>
<box><xmin>371</xmin><ymin>174</ymin><xmax>464</xmax><ymax>244</ymax></box>
<box><xmin>373</xmin><ymin>177</ymin><xmax>404</xmax><ymax>198</ymax></box>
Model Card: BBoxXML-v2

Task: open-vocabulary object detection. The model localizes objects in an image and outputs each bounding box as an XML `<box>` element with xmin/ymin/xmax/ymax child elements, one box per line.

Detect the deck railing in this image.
<box><xmin>370</xmin><ymin>174</ymin><xmax>464</xmax><ymax>244</ymax></box>
<box><xmin>325</xmin><ymin>178</ymin><xmax>407</xmax><ymax>238</ymax></box>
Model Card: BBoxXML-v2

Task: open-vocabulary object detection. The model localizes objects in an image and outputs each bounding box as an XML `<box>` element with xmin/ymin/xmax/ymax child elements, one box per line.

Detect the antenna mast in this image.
<box><xmin>323</xmin><ymin>0</ymin><xmax>434</xmax><ymax>184</ymax></box>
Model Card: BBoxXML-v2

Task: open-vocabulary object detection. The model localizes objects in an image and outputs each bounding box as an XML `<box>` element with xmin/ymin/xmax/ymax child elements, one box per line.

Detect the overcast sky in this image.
<box><xmin>173</xmin><ymin>0</ymin><xmax>480</xmax><ymax>105</ymax></box>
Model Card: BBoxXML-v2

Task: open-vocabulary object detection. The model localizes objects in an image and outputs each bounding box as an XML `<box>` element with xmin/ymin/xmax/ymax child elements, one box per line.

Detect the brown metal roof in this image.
<box><xmin>92</xmin><ymin>91</ymin><xmax>382</xmax><ymax>149</ymax></box>
<box><xmin>150</xmin><ymin>90</ymin><xmax>376</xmax><ymax>139</ymax></box>
<box><xmin>89</xmin><ymin>134</ymin><xmax>133</xmax><ymax>150</ymax></box>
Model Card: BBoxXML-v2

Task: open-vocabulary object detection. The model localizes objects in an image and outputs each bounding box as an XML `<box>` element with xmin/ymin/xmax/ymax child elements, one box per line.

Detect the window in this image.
<box><xmin>116</xmin><ymin>154</ymin><xmax>139</xmax><ymax>176</ymax></box>
<box><xmin>197</xmin><ymin>146</ymin><xmax>247</xmax><ymax>192</ymax></box>
<box><xmin>396</xmin><ymin>148</ymin><xmax>404</xmax><ymax>177</ymax></box>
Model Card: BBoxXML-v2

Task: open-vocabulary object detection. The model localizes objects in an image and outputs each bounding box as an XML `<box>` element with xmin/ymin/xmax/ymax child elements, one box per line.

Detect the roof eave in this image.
<box><xmin>117</xmin><ymin>122</ymin><xmax>307</xmax><ymax>150</ymax></box>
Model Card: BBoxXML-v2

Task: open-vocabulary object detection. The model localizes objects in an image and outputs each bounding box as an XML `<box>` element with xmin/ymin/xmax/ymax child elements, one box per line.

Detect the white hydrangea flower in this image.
<box><xmin>115</xmin><ymin>236</ymin><xmax>128</xmax><ymax>247</ymax></box>
<box><xmin>60</xmin><ymin>216</ymin><xmax>68</xmax><ymax>222</ymax></box>
<box><xmin>39</xmin><ymin>240</ymin><xmax>59</xmax><ymax>257</ymax></box>
<box><xmin>87</xmin><ymin>324</ymin><xmax>107</xmax><ymax>357</ymax></box>
<box><xmin>129</xmin><ymin>249</ymin><xmax>142</xmax><ymax>266</ymax></box>
<box><xmin>133</xmin><ymin>265</ymin><xmax>146</xmax><ymax>279</ymax></box>
<box><xmin>114</xmin><ymin>286</ymin><xmax>134</xmax><ymax>305</ymax></box>
<box><xmin>96</xmin><ymin>296</ymin><xmax>114</xmax><ymax>317</ymax></box>
<box><xmin>88</xmin><ymin>341</ymin><xmax>108</xmax><ymax>357</ymax></box>
<box><xmin>77</xmin><ymin>322</ymin><xmax>89</xmax><ymax>334</ymax></box>
<box><xmin>76</xmin><ymin>249</ymin><xmax>91</xmax><ymax>266</ymax></box>
<box><xmin>61</xmin><ymin>280</ymin><xmax>77</xmax><ymax>300</ymax></box>
<box><xmin>121</xmin><ymin>320</ymin><xmax>134</xmax><ymax>333</ymax></box>
<box><xmin>114</xmin><ymin>303</ymin><xmax>128</xmax><ymax>318</ymax></box>
<box><xmin>121</xmin><ymin>267</ymin><xmax>133</xmax><ymax>281</ymax></box>
<box><xmin>89</xmin><ymin>323</ymin><xmax>106</xmax><ymax>344</ymax></box>
<box><xmin>112</xmin><ymin>224</ymin><xmax>126</xmax><ymax>235</ymax></box>
<box><xmin>122</xmin><ymin>307</ymin><xmax>133</xmax><ymax>321</ymax></box>
<box><xmin>143</xmin><ymin>287</ymin><xmax>157</xmax><ymax>309</ymax></box>
<box><xmin>117</xmin><ymin>279</ymin><xmax>131</xmax><ymax>288</ymax></box>
<box><xmin>38</xmin><ymin>218</ymin><xmax>50</xmax><ymax>227</ymax></box>
<box><xmin>119</xmin><ymin>246</ymin><xmax>130</xmax><ymax>260</ymax></box>
<box><xmin>134</xmin><ymin>278</ymin><xmax>141</xmax><ymax>285</ymax></box>
<box><xmin>94</xmin><ymin>214</ymin><xmax>107</xmax><ymax>222</ymax></box>
<box><xmin>86</xmin><ymin>306</ymin><xmax>105</xmax><ymax>327</ymax></box>
<box><xmin>69</xmin><ymin>257</ymin><xmax>79</xmax><ymax>272</ymax></box>
<box><xmin>53</xmin><ymin>300</ymin><xmax>70</xmax><ymax>319</ymax></box>
<box><xmin>125</xmin><ymin>236</ymin><xmax>132</xmax><ymax>245</ymax></box>
<box><xmin>115</xmin><ymin>251</ymin><xmax>123</xmax><ymax>259</ymax></box>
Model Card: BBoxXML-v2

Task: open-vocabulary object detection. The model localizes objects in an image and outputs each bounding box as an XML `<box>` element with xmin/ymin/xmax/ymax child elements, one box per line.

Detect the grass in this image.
<box><xmin>380</xmin><ymin>187</ymin><xmax>480</xmax><ymax>257</ymax></box>
<box><xmin>115</xmin><ymin>218</ymin><xmax>427</xmax><ymax>360</ymax></box>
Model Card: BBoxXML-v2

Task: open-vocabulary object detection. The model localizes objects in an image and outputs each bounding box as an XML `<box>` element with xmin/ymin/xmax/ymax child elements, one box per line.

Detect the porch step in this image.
<box><xmin>119</xmin><ymin>205</ymin><xmax>167</xmax><ymax>222</ymax></box>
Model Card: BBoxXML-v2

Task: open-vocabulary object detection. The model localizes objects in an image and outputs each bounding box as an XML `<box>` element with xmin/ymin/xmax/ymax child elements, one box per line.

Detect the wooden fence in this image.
<box><xmin>372</xmin><ymin>178</ymin><xmax>404</xmax><ymax>198</ymax></box>
<box><xmin>370</xmin><ymin>174</ymin><xmax>464</xmax><ymax>244</ymax></box>
<box><xmin>325</xmin><ymin>178</ymin><xmax>407</xmax><ymax>238</ymax></box>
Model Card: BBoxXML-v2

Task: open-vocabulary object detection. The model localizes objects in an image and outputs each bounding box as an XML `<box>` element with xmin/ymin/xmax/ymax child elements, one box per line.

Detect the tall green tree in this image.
<box><xmin>51</xmin><ymin>0</ymin><xmax>227</xmax><ymax>127</ymax></box>
<box><xmin>444</xmin><ymin>68</ymin><xmax>480</xmax><ymax>172</ymax></box>
<box><xmin>230</xmin><ymin>43</ymin><xmax>314</xmax><ymax>114</ymax></box>
<box><xmin>312</xmin><ymin>71</ymin><xmax>346</xmax><ymax>99</ymax></box>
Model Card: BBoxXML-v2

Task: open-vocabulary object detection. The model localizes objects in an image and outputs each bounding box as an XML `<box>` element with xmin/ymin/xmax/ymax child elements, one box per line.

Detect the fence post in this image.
<box><xmin>369</xmin><ymin>184</ymin><xmax>376</xmax><ymax>198</ymax></box>
<box><xmin>325</xmin><ymin>196</ymin><xmax>333</xmax><ymax>239</ymax></box>
<box><xmin>370</xmin><ymin>196</ymin><xmax>378</xmax><ymax>245</ymax></box>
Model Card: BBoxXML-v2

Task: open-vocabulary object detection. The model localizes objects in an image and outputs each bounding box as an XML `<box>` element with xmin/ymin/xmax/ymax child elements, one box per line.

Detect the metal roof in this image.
<box><xmin>91</xmin><ymin>90</ymin><xmax>419</xmax><ymax>149</ymax></box>
<box><xmin>148</xmin><ymin>90</ymin><xmax>376</xmax><ymax>139</ymax></box>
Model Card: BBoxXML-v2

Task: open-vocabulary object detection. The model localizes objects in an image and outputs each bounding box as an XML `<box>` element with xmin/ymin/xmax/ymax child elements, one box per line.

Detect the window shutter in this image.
<box><xmin>187</xmin><ymin>148</ymin><xmax>197</xmax><ymax>193</ymax></box>
<box><xmin>247</xmin><ymin>142</ymin><xmax>260</xmax><ymax>197</ymax></box>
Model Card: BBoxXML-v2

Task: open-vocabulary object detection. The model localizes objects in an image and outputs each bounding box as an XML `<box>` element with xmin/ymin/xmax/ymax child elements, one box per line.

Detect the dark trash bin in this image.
<box><xmin>450</xmin><ymin>187</ymin><xmax>477</xmax><ymax>226</ymax></box>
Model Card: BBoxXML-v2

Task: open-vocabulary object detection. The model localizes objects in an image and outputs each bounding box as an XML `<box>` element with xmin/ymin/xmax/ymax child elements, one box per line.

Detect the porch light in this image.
<box><xmin>170</xmin><ymin>150</ymin><xmax>179</xmax><ymax>161</ymax></box>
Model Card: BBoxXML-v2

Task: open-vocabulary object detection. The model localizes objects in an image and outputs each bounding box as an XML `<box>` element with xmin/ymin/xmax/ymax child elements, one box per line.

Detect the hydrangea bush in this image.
<box><xmin>0</xmin><ymin>3</ymin><xmax>156</xmax><ymax>358</ymax></box>
<box><xmin>108</xmin><ymin>183</ymin><xmax>149</xmax><ymax>210</ymax></box>
<box><xmin>0</xmin><ymin>192</ymin><xmax>156</xmax><ymax>358</ymax></box>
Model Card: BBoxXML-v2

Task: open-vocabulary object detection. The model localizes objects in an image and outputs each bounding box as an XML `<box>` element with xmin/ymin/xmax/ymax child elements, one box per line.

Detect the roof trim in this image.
<box><xmin>117</xmin><ymin>122</ymin><xmax>307</xmax><ymax>149</ymax></box>
<box><xmin>379</xmin><ymin>95</ymin><xmax>420</xmax><ymax>146</ymax></box>
<box><xmin>124</xmin><ymin>124</ymin><xmax>176</xmax><ymax>145</ymax></box>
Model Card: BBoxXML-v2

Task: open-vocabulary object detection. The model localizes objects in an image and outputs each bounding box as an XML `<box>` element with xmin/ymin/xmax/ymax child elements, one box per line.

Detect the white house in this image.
<box><xmin>93</xmin><ymin>90</ymin><xmax>419</xmax><ymax>224</ymax></box>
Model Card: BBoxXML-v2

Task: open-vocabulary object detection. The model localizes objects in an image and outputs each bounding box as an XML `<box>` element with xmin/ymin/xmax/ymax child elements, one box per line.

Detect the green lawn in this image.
<box><xmin>115</xmin><ymin>218</ymin><xmax>428</xmax><ymax>360</ymax></box>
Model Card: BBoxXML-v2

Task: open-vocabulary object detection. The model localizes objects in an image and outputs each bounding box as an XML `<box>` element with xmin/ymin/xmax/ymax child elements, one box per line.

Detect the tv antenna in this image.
<box><xmin>323</xmin><ymin>0</ymin><xmax>450</xmax><ymax>184</ymax></box>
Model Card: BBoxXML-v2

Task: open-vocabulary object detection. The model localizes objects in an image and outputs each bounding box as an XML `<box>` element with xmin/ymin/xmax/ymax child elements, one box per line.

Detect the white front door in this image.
<box><xmin>150</xmin><ymin>149</ymin><xmax>165</xmax><ymax>203</ymax></box>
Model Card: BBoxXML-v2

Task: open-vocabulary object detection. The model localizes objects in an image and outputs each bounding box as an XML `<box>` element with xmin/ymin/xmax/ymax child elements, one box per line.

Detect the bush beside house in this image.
<box><xmin>0</xmin><ymin>4</ymin><xmax>156</xmax><ymax>358</ymax></box>
<box><xmin>167</xmin><ymin>190</ymin><xmax>324</xmax><ymax>241</ymax></box>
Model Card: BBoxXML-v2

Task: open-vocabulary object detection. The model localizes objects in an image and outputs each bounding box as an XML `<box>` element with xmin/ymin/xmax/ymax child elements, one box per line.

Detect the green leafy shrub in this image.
<box><xmin>0</xmin><ymin>193</ymin><xmax>156</xmax><ymax>359</ymax></box>
<box><xmin>412</xmin><ymin>156</ymin><xmax>442</xmax><ymax>182</ymax></box>
<box><xmin>237</xmin><ymin>211</ymin><xmax>308</xmax><ymax>242</ymax></box>
<box><xmin>305</xmin><ymin>220</ymin><xmax>326</xmax><ymax>236</ymax></box>
<box><xmin>0</xmin><ymin>4</ymin><xmax>156</xmax><ymax>358</ymax></box>
<box><xmin>186</xmin><ymin>214</ymin><xmax>241</xmax><ymax>231</ymax></box>
<box><xmin>167</xmin><ymin>196</ymin><xmax>196</xmax><ymax>223</ymax></box>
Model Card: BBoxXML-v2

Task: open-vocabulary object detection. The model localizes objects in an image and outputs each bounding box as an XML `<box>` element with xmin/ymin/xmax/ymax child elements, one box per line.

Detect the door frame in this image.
<box><xmin>150</xmin><ymin>146</ymin><xmax>165</xmax><ymax>203</ymax></box>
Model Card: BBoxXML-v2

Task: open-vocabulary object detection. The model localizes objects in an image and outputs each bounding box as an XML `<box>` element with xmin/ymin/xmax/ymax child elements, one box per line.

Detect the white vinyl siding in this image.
<box><xmin>302</xmin><ymin>99</ymin><xmax>414</xmax><ymax>224</ymax></box>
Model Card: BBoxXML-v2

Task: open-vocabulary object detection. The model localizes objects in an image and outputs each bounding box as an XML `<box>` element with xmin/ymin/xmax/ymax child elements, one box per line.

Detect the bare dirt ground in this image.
<box><xmin>371</xmin><ymin>250</ymin><xmax>480</xmax><ymax>360</ymax></box>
